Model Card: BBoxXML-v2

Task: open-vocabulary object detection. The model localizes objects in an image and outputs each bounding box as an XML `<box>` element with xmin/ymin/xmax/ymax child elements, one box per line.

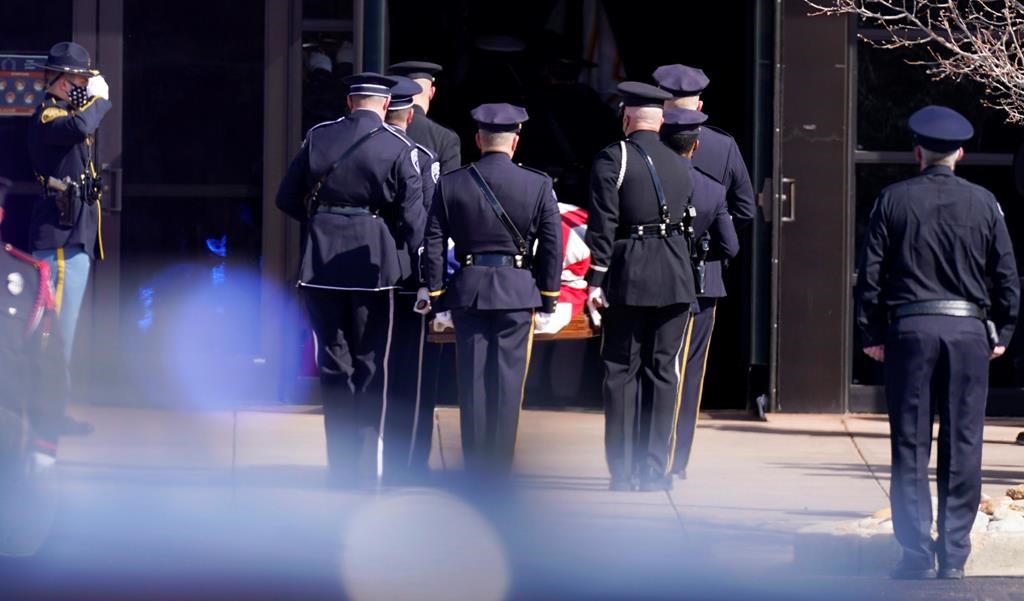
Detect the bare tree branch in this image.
<box><xmin>805</xmin><ymin>0</ymin><xmax>1024</xmax><ymax>122</ymax></box>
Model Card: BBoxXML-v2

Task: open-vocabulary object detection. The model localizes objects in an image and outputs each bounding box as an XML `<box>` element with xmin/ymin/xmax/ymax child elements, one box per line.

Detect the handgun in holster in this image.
<box><xmin>693</xmin><ymin>234</ymin><xmax>711</xmax><ymax>295</ymax></box>
<box><xmin>44</xmin><ymin>176</ymin><xmax>80</xmax><ymax>227</ymax></box>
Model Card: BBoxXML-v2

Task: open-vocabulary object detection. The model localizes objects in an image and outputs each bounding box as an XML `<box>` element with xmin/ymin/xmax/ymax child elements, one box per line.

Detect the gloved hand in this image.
<box><xmin>432</xmin><ymin>310</ymin><xmax>454</xmax><ymax>332</ymax></box>
<box><xmin>586</xmin><ymin>286</ymin><xmax>607</xmax><ymax>328</ymax></box>
<box><xmin>534</xmin><ymin>311</ymin><xmax>555</xmax><ymax>334</ymax></box>
<box><xmin>413</xmin><ymin>287</ymin><xmax>431</xmax><ymax>315</ymax></box>
<box><xmin>86</xmin><ymin>75</ymin><xmax>109</xmax><ymax>100</ymax></box>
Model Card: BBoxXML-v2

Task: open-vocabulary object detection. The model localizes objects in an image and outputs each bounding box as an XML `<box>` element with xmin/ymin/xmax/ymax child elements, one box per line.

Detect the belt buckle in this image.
<box><xmin>659</xmin><ymin>223</ymin><xmax>667</xmax><ymax>237</ymax></box>
<box><xmin>514</xmin><ymin>254</ymin><xmax>523</xmax><ymax>269</ymax></box>
<box><xmin>634</xmin><ymin>225</ymin><xmax>644</xmax><ymax>240</ymax></box>
<box><xmin>465</xmin><ymin>255</ymin><xmax>474</xmax><ymax>266</ymax></box>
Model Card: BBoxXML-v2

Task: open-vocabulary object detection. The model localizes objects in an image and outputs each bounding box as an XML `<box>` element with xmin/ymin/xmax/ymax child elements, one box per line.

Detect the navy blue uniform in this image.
<box><xmin>27</xmin><ymin>94</ymin><xmax>111</xmax><ymax>260</ymax></box>
<box><xmin>276</xmin><ymin>108</ymin><xmax>425</xmax><ymax>485</ymax></box>
<box><xmin>407</xmin><ymin>105</ymin><xmax>462</xmax><ymax>174</ymax></box>
<box><xmin>586</xmin><ymin>130</ymin><xmax>696</xmax><ymax>488</ymax></box>
<box><xmin>670</xmin><ymin>162</ymin><xmax>739</xmax><ymax>477</ymax></box>
<box><xmin>423</xmin><ymin>152</ymin><xmax>562</xmax><ymax>473</ymax></box>
<box><xmin>856</xmin><ymin>164</ymin><xmax>1019</xmax><ymax>572</ymax></box>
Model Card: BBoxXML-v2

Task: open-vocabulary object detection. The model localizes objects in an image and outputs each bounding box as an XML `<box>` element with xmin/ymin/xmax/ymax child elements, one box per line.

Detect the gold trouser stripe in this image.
<box><xmin>54</xmin><ymin>247</ymin><xmax>66</xmax><ymax>316</ymax></box>
<box><xmin>686</xmin><ymin>305</ymin><xmax>717</xmax><ymax>470</ymax></box>
<box><xmin>96</xmin><ymin>199</ymin><xmax>105</xmax><ymax>260</ymax></box>
<box><xmin>513</xmin><ymin>311</ymin><xmax>536</xmax><ymax>453</ymax></box>
<box><xmin>665</xmin><ymin>313</ymin><xmax>695</xmax><ymax>475</ymax></box>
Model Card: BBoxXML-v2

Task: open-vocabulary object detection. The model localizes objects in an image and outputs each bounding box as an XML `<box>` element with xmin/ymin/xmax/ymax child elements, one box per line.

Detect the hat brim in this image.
<box><xmin>43</xmin><ymin>64</ymin><xmax>99</xmax><ymax>76</ymax></box>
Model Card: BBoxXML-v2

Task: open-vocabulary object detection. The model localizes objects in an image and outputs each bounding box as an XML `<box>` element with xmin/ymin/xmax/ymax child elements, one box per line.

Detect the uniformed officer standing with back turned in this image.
<box><xmin>856</xmin><ymin>105</ymin><xmax>1019</xmax><ymax>580</ymax></box>
<box><xmin>419</xmin><ymin>103</ymin><xmax>562</xmax><ymax>477</ymax></box>
<box><xmin>653</xmin><ymin>64</ymin><xmax>757</xmax><ymax>479</ymax></box>
<box><xmin>586</xmin><ymin>82</ymin><xmax>696</xmax><ymax>492</ymax></box>
<box><xmin>380</xmin><ymin>76</ymin><xmax>440</xmax><ymax>483</ymax></box>
<box><xmin>387</xmin><ymin>61</ymin><xmax>462</xmax><ymax>174</ymax></box>
<box><xmin>27</xmin><ymin>41</ymin><xmax>113</xmax><ymax>437</ymax></box>
<box><xmin>276</xmin><ymin>73</ymin><xmax>425</xmax><ymax>488</ymax></box>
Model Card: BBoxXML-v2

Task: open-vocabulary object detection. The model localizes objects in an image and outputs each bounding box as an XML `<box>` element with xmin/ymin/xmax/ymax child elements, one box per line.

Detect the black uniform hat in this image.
<box><xmin>387</xmin><ymin>61</ymin><xmax>443</xmax><ymax>82</ymax></box>
<box><xmin>617</xmin><ymin>81</ymin><xmax>671</xmax><ymax>107</ymax></box>
<box><xmin>662</xmin><ymin>108</ymin><xmax>708</xmax><ymax>134</ymax></box>
<box><xmin>471</xmin><ymin>103</ymin><xmax>529</xmax><ymax>132</ymax></box>
<box><xmin>387</xmin><ymin>76</ymin><xmax>423</xmax><ymax>111</ymax></box>
<box><xmin>908</xmin><ymin>105</ymin><xmax>974</xmax><ymax>153</ymax></box>
<box><xmin>42</xmin><ymin>41</ymin><xmax>99</xmax><ymax>76</ymax></box>
<box><xmin>652</xmin><ymin>64</ymin><xmax>709</xmax><ymax>98</ymax></box>
<box><xmin>343</xmin><ymin>72</ymin><xmax>397</xmax><ymax>97</ymax></box>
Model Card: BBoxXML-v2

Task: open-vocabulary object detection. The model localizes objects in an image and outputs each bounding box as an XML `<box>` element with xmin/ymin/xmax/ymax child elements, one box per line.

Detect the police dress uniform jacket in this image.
<box><xmin>384</xmin><ymin>123</ymin><xmax>439</xmax><ymax>291</ymax></box>
<box><xmin>423</xmin><ymin>152</ymin><xmax>562</xmax><ymax>312</ymax></box>
<box><xmin>276</xmin><ymin>109</ymin><xmax>426</xmax><ymax>290</ymax></box>
<box><xmin>407</xmin><ymin>105</ymin><xmax>462</xmax><ymax>175</ymax></box>
<box><xmin>686</xmin><ymin>159</ymin><xmax>739</xmax><ymax>265</ymax></box>
<box><xmin>856</xmin><ymin>164</ymin><xmax>1019</xmax><ymax>347</ymax></box>
<box><xmin>585</xmin><ymin>130</ymin><xmax>697</xmax><ymax>307</ymax></box>
<box><xmin>27</xmin><ymin>93</ymin><xmax>112</xmax><ymax>260</ymax></box>
<box><xmin>691</xmin><ymin>125</ymin><xmax>755</xmax><ymax>299</ymax></box>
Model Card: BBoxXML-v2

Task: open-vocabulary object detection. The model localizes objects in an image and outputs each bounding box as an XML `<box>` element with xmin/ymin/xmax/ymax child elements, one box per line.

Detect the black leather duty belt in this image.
<box><xmin>461</xmin><ymin>253</ymin><xmax>530</xmax><ymax>269</ymax></box>
<box><xmin>890</xmin><ymin>300</ymin><xmax>986</xmax><ymax>320</ymax></box>
<box><xmin>616</xmin><ymin>222</ymin><xmax>686</xmax><ymax>240</ymax></box>
<box><xmin>316</xmin><ymin>206</ymin><xmax>374</xmax><ymax>216</ymax></box>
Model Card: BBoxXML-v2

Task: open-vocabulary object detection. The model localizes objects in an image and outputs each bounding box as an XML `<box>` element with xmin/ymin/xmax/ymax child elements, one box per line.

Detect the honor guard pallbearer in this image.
<box><xmin>386</xmin><ymin>61</ymin><xmax>462</xmax><ymax>174</ymax></box>
<box><xmin>586</xmin><ymin>82</ymin><xmax>697</xmax><ymax>492</ymax></box>
<box><xmin>419</xmin><ymin>103</ymin><xmax>562</xmax><ymax>476</ymax></box>
<box><xmin>856</xmin><ymin>105</ymin><xmax>1019</xmax><ymax>580</ymax></box>
<box><xmin>276</xmin><ymin>73</ymin><xmax>426</xmax><ymax>488</ymax></box>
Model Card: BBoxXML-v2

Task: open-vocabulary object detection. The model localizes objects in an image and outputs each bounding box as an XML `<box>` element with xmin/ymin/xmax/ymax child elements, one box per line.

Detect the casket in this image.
<box><xmin>427</xmin><ymin>311</ymin><xmax>600</xmax><ymax>343</ymax></box>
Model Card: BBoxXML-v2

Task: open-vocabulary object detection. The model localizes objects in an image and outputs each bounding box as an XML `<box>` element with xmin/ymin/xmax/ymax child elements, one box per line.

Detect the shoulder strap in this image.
<box><xmin>467</xmin><ymin>164</ymin><xmax>529</xmax><ymax>256</ymax></box>
<box><xmin>306</xmin><ymin>126</ymin><xmax>383</xmax><ymax>215</ymax></box>
<box><xmin>616</xmin><ymin>140</ymin><xmax>628</xmax><ymax>190</ymax></box>
<box><xmin>625</xmin><ymin>139</ymin><xmax>671</xmax><ymax>223</ymax></box>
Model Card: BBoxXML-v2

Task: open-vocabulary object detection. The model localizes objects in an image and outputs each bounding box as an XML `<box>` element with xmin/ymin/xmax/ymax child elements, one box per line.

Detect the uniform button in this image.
<box><xmin>7</xmin><ymin>307</ymin><xmax>16</xmax><ymax>316</ymax></box>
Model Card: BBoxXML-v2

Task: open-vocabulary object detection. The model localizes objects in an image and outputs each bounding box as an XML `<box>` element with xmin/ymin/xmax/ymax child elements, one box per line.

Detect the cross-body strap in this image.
<box><xmin>625</xmin><ymin>139</ymin><xmax>671</xmax><ymax>224</ymax></box>
<box><xmin>467</xmin><ymin>164</ymin><xmax>529</xmax><ymax>256</ymax></box>
<box><xmin>305</xmin><ymin>126</ymin><xmax>383</xmax><ymax>216</ymax></box>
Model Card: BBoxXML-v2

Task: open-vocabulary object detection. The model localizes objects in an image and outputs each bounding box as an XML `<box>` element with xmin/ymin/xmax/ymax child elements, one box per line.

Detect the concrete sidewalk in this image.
<box><xmin>7</xmin><ymin>406</ymin><xmax>1024</xmax><ymax>600</ymax></box>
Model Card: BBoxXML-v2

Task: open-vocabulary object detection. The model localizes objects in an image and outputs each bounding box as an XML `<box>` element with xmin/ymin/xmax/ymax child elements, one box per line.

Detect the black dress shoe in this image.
<box><xmin>58</xmin><ymin>416</ymin><xmax>94</xmax><ymax>436</ymax></box>
<box><xmin>609</xmin><ymin>478</ymin><xmax>634</xmax><ymax>492</ymax></box>
<box><xmin>890</xmin><ymin>562</ymin><xmax>936</xmax><ymax>580</ymax></box>
<box><xmin>938</xmin><ymin>567</ymin><xmax>965</xmax><ymax>580</ymax></box>
<box><xmin>673</xmin><ymin>469</ymin><xmax>687</xmax><ymax>481</ymax></box>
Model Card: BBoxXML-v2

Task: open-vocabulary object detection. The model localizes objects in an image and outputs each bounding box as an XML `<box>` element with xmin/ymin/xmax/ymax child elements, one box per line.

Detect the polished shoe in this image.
<box><xmin>58</xmin><ymin>416</ymin><xmax>94</xmax><ymax>436</ymax></box>
<box><xmin>938</xmin><ymin>567</ymin><xmax>965</xmax><ymax>580</ymax></box>
<box><xmin>890</xmin><ymin>560</ymin><xmax>936</xmax><ymax>580</ymax></box>
<box><xmin>673</xmin><ymin>469</ymin><xmax>687</xmax><ymax>481</ymax></box>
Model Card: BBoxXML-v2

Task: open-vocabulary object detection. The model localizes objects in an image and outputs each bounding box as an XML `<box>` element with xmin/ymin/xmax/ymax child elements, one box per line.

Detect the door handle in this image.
<box><xmin>100</xmin><ymin>166</ymin><xmax>122</xmax><ymax>212</ymax></box>
<box><xmin>781</xmin><ymin>177</ymin><xmax>796</xmax><ymax>222</ymax></box>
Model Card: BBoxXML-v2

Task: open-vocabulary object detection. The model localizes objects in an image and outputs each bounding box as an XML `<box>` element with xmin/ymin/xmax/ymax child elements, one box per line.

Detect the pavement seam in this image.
<box><xmin>842</xmin><ymin>416</ymin><xmax>890</xmax><ymax>500</ymax></box>
<box><xmin>664</xmin><ymin>491</ymin><xmax>690</xmax><ymax>539</ymax></box>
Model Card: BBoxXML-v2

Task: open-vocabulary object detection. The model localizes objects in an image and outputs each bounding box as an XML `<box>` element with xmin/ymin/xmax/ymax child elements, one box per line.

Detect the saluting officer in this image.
<box><xmin>419</xmin><ymin>103</ymin><xmax>562</xmax><ymax>476</ymax></box>
<box><xmin>659</xmin><ymin>107</ymin><xmax>740</xmax><ymax>479</ymax></box>
<box><xmin>386</xmin><ymin>61</ymin><xmax>462</xmax><ymax>174</ymax></box>
<box><xmin>653</xmin><ymin>64</ymin><xmax>756</xmax><ymax>475</ymax></box>
<box><xmin>27</xmin><ymin>41</ymin><xmax>112</xmax><ymax>437</ymax></box>
<box><xmin>276</xmin><ymin>73</ymin><xmax>426</xmax><ymax>488</ymax></box>
<box><xmin>586</xmin><ymin>82</ymin><xmax>696</xmax><ymax>492</ymax></box>
<box><xmin>380</xmin><ymin>76</ymin><xmax>440</xmax><ymax>482</ymax></box>
<box><xmin>856</xmin><ymin>105</ymin><xmax>1019</xmax><ymax>580</ymax></box>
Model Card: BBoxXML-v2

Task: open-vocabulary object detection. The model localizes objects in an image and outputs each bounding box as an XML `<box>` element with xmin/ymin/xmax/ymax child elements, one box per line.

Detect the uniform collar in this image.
<box><xmin>478</xmin><ymin>151</ymin><xmax>513</xmax><ymax>164</ymax></box>
<box><xmin>349</xmin><ymin>108</ymin><xmax>384</xmax><ymax>124</ymax></box>
<box><xmin>412</xmin><ymin>104</ymin><xmax>426</xmax><ymax>116</ymax></box>
<box><xmin>922</xmin><ymin>164</ymin><xmax>955</xmax><ymax>177</ymax></box>
<box><xmin>627</xmin><ymin>129</ymin><xmax>660</xmax><ymax>142</ymax></box>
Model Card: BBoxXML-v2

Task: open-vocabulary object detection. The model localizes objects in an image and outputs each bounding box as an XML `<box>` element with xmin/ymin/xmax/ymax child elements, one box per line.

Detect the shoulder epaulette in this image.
<box><xmin>703</xmin><ymin>124</ymin><xmax>734</xmax><ymax>138</ymax></box>
<box><xmin>383</xmin><ymin>123</ymin><xmax>414</xmax><ymax>146</ymax></box>
<box><xmin>415</xmin><ymin>142</ymin><xmax>436</xmax><ymax>160</ymax></box>
<box><xmin>694</xmin><ymin>163</ymin><xmax>724</xmax><ymax>185</ymax></box>
<box><xmin>40</xmin><ymin>106</ymin><xmax>69</xmax><ymax>124</ymax></box>
<box><xmin>307</xmin><ymin>116</ymin><xmax>346</xmax><ymax>136</ymax></box>
<box><xmin>517</xmin><ymin>164</ymin><xmax>552</xmax><ymax>179</ymax></box>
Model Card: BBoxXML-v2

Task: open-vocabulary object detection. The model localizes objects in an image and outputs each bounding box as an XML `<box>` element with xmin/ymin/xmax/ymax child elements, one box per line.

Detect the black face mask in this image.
<box><xmin>67</xmin><ymin>81</ymin><xmax>89</xmax><ymax>108</ymax></box>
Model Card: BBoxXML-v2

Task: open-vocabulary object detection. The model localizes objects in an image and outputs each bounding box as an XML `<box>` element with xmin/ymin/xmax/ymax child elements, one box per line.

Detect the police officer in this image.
<box><xmin>419</xmin><ymin>103</ymin><xmax>562</xmax><ymax>477</ymax></box>
<box><xmin>276</xmin><ymin>73</ymin><xmax>426</xmax><ymax>488</ymax></box>
<box><xmin>27</xmin><ymin>41</ymin><xmax>112</xmax><ymax>437</ymax></box>
<box><xmin>386</xmin><ymin>61</ymin><xmax>462</xmax><ymax>174</ymax></box>
<box><xmin>659</xmin><ymin>108</ymin><xmax>740</xmax><ymax>480</ymax></box>
<box><xmin>586</xmin><ymin>82</ymin><xmax>696</xmax><ymax>492</ymax></box>
<box><xmin>380</xmin><ymin>76</ymin><xmax>440</xmax><ymax>482</ymax></box>
<box><xmin>653</xmin><ymin>64</ymin><xmax>757</xmax><ymax>473</ymax></box>
<box><xmin>856</xmin><ymin>105</ymin><xmax>1019</xmax><ymax>579</ymax></box>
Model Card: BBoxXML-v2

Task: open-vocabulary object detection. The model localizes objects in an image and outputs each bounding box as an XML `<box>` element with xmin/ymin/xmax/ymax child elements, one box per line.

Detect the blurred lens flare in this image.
<box><xmin>340</xmin><ymin>490</ymin><xmax>509</xmax><ymax>601</ymax></box>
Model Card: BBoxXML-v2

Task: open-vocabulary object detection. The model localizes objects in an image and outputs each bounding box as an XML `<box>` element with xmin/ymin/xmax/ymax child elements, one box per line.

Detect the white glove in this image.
<box><xmin>534</xmin><ymin>311</ymin><xmax>554</xmax><ymax>334</ymax></box>
<box><xmin>432</xmin><ymin>310</ymin><xmax>454</xmax><ymax>332</ymax></box>
<box><xmin>413</xmin><ymin>287</ymin><xmax>431</xmax><ymax>315</ymax></box>
<box><xmin>86</xmin><ymin>75</ymin><xmax>109</xmax><ymax>100</ymax></box>
<box><xmin>586</xmin><ymin>286</ymin><xmax>607</xmax><ymax>328</ymax></box>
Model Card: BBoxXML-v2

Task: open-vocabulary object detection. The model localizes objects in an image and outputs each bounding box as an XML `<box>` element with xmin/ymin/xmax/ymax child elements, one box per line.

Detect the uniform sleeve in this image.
<box><xmin>987</xmin><ymin>205</ymin><xmax>1020</xmax><ymax>346</ymax></box>
<box><xmin>708</xmin><ymin>195</ymin><xmax>739</xmax><ymax>262</ymax></box>
<box><xmin>275</xmin><ymin>139</ymin><xmax>312</xmax><ymax>222</ymax></box>
<box><xmin>855</xmin><ymin>195</ymin><xmax>890</xmax><ymax>347</ymax></box>
<box><xmin>439</xmin><ymin>130</ymin><xmax>462</xmax><ymax>175</ymax></box>
<box><xmin>37</xmin><ymin>97</ymin><xmax>112</xmax><ymax>146</ymax></box>
<box><xmin>393</xmin><ymin>147</ymin><xmax>426</xmax><ymax>252</ymax></box>
<box><xmin>725</xmin><ymin>141</ymin><xmax>756</xmax><ymax>229</ymax></box>
<box><xmin>423</xmin><ymin>180</ymin><xmax>449</xmax><ymax>295</ymax></box>
<box><xmin>584</xmin><ymin>147</ymin><xmax>620</xmax><ymax>288</ymax></box>
<box><xmin>533</xmin><ymin>180</ymin><xmax>564</xmax><ymax>313</ymax></box>
<box><xmin>420</xmin><ymin>155</ymin><xmax>438</xmax><ymax>213</ymax></box>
